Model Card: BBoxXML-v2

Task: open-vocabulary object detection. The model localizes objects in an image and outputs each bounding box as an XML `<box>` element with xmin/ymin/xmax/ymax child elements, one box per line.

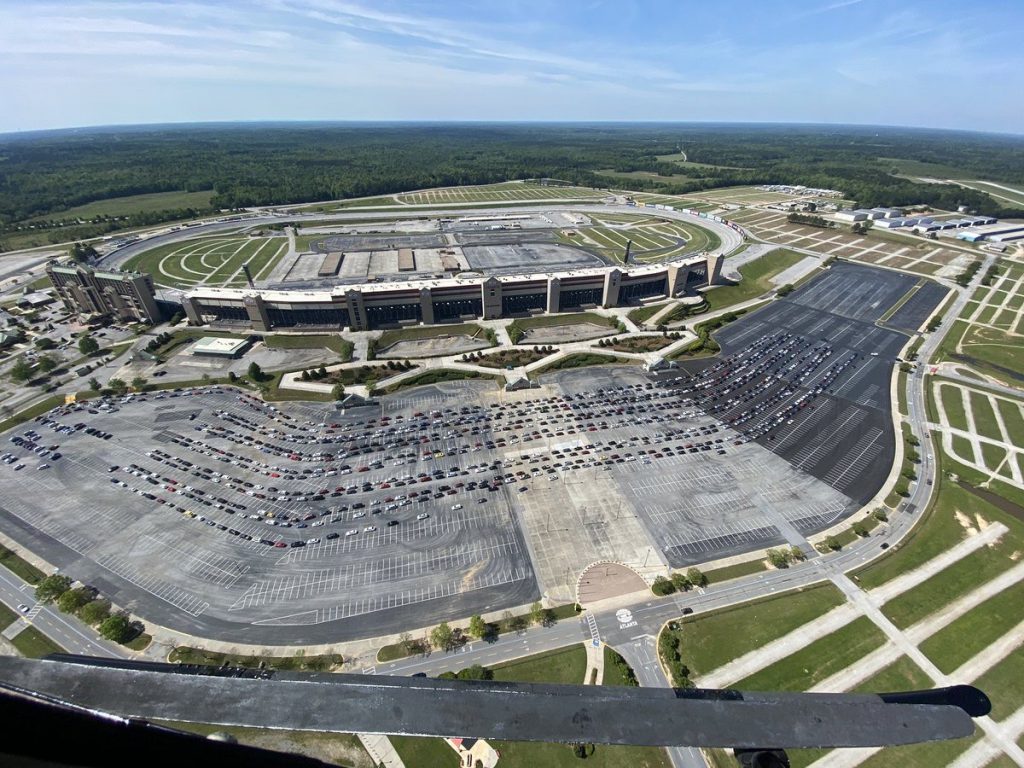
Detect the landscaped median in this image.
<box><xmin>377</xmin><ymin>602</ymin><xmax>580</xmax><ymax>663</ymax></box>
<box><xmin>169</xmin><ymin>645</ymin><xmax>344</xmax><ymax>672</ymax></box>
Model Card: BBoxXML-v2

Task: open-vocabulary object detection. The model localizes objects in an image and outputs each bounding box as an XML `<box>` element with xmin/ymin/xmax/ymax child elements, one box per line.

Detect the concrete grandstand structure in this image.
<box><xmin>181</xmin><ymin>252</ymin><xmax>723</xmax><ymax>331</ymax></box>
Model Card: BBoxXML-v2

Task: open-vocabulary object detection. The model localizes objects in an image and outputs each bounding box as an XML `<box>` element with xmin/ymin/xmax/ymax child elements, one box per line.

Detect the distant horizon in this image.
<box><xmin>3</xmin><ymin>119</ymin><xmax>1023</xmax><ymax>141</ymax></box>
<box><xmin>2</xmin><ymin>1</ymin><xmax>1021</xmax><ymax>135</ymax></box>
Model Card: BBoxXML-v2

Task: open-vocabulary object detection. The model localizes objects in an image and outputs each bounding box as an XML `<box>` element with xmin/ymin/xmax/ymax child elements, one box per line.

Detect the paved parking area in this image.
<box><xmin>0</xmin><ymin>264</ymin><xmax>943</xmax><ymax>637</ymax></box>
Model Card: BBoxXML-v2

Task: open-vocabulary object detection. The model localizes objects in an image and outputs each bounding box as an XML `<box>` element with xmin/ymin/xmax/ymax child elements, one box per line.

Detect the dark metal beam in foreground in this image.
<box><xmin>0</xmin><ymin>657</ymin><xmax>988</xmax><ymax>750</ymax></box>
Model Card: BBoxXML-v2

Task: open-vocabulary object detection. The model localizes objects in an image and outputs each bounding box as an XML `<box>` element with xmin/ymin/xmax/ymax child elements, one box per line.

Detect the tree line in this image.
<box><xmin>2</xmin><ymin>123</ymin><xmax>1022</xmax><ymax>234</ymax></box>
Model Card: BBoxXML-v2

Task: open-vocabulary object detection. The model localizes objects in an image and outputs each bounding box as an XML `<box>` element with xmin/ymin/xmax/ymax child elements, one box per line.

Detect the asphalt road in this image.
<box><xmin>0</xmin><ymin>568</ymin><xmax>124</xmax><ymax>658</ymax></box>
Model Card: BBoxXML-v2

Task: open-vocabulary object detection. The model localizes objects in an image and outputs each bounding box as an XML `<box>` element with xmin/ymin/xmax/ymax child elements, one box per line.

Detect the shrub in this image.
<box><xmin>652</xmin><ymin>575</ymin><xmax>676</xmax><ymax>596</ymax></box>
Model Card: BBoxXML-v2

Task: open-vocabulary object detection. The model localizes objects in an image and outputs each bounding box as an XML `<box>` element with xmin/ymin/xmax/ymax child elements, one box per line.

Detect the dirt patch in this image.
<box><xmin>522</xmin><ymin>323</ymin><xmax>614</xmax><ymax>345</ymax></box>
<box><xmin>377</xmin><ymin>335</ymin><xmax>490</xmax><ymax>359</ymax></box>
<box><xmin>954</xmin><ymin>509</ymin><xmax>978</xmax><ymax>535</ymax></box>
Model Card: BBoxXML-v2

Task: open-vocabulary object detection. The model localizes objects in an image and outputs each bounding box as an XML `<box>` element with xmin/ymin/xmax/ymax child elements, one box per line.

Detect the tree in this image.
<box><xmin>652</xmin><ymin>575</ymin><xmax>676</xmax><ymax>596</ymax></box>
<box><xmin>57</xmin><ymin>586</ymin><xmax>94</xmax><ymax>613</ymax></box>
<box><xmin>300</xmin><ymin>370</ymin><xmax>311</xmax><ymax>381</ymax></box>
<box><xmin>430</xmin><ymin>621</ymin><xmax>455</xmax><ymax>652</ymax></box>
<box><xmin>852</xmin><ymin>522</ymin><xmax>870</xmax><ymax>537</ymax></box>
<box><xmin>88</xmin><ymin>376</ymin><xmax>101</xmax><ymax>391</ymax></box>
<box><xmin>468</xmin><ymin>614</ymin><xmax>488</xmax><ymax>639</ymax></box>
<box><xmin>767</xmin><ymin>548</ymin><xmax>791</xmax><ymax>569</ymax></box>
<box><xmin>10</xmin><ymin>358</ymin><xmax>33</xmax><ymax>383</ymax></box>
<box><xmin>227</xmin><ymin>371</ymin><xmax>238</xmax><ymax>383</ymax></box>
<box><xmin>77</xmin><ymin>599</ymin><xmax>111</xmax><ymax>625</ymax></box>
<box><xmin>78</xmin><ymin>335</ymin><xmax>100</xmax><ymax>356</ymax></box>
<box><xmin>789</xmin><ymin>545</ymin><xmax>806</xmax><ymax>562</ymax></box>
<box><xmin>35</xmin><ymin>573</ymin><xmax>72</xmax><ymax>604</ymax></box>
<box><xmin>247</xmin><ymin>361</ymin><xmax>264</xmax><ymax>382</ymax></box>
<box><xmin>670</xmin><ymin>572</ymin><xmax>692</xmax><ymax>592</ymax></box>
<box><xmin>873</xmin><ymin>508</ymin><xmax>889</xmax><ymax>523</ymax></box>
<box><xmin>776</xmin><ymin>284</ymin><xmax>795</xmax><ymax>297</ymax></box>
<box><xmin>825</xmin><ymin>535</ymin><xmax>842</xmax><ymax>551</ymax></box>
<box><xmin>34</xmin><ymin>337</ymin><xmax>56</xmax><ymax>350</ymax></box>
<box><xmin>317</xmin><ymin>365</ymin><xmax>327</xmax><ymax>379</ymax></box>
<box><xmin>70</xmin><ymin>242</ymin><xmax>98</xmax><ymax>263</ymax></box>
<box><xmin>332</xmin><ymin>382</ymin><xmax>346</xmax><ymax>401</ymax></box>
<box><xmin>36</xmin><ymin>353</ymin><xmax>59</xmax><ymax>374</ymax></box>
<box><xmin>455</xmin><ymin>664</ymin><xmax>493</xmax><ymax>681</ymax></box>
<box><xmin>686</xmin><ymin>567</ymin><xmax>707</xmax><ymax>588</ymax></box>
<box><xmin>99</xmin><ymin>611</ymin><xmax>135</xmax><ymax>643</ymax></box>
<box><xmin>108</xmin><ymin>377</ymin><xmax>128</xmax><ymax>395</ymax></box>
<box><xmin>530</xmin><ymin>600</ymin><xmax>546</xmax><ymax>626</ymax></box>
<box><xmin>131</xmin><ymin>375</ymin><xmax>148</xmax><ymax>392</ymax></box>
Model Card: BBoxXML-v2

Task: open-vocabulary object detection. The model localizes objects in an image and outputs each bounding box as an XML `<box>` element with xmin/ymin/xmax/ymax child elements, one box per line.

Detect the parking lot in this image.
<box><xmin>0</xmin><ymin>264</ymin><xmax>939</xmax><ymax>636</ymax></box>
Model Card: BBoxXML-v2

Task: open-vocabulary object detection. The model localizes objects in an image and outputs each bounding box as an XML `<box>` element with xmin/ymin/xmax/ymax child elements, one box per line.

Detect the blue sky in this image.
<box><xmin>1</xmin><ymin>0</ymin><xmax>1021</xmax><ymax>134</ymax></box>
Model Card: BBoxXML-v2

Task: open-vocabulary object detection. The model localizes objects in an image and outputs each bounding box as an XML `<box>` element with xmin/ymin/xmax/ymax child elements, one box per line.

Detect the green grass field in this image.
<box><xmin>673</xmin><ymin>583</ymin><xmax>845</xmax><ymax>677</ymax></box>
<box><xmin>704</xmin><ymin>249</ymin><xmax>806</xmax><ymax>311</ymax></box>
<box><xmin>264</xmin><ymin>334</ymin><xmax>354</xmax><ymax>360</ymax></box>
<box><xmin>123</xmin><ymin>234</ymin><xmax>286</xmax><ymax>288</ymax></box>
<box><xmin>28</xmin><ymin>190</ymin><xmax>215</xmax><ymax>223</ymax></box>
<box><xmin>733</xmin><ymin>616</ymin><xmax>888</xmax><ymax>692</ymax></box>
<box><xmin>391</xmin><ymin>645</ymin><xmax>670</xmax><ymax>768</ymax></box>
<box><xmin>919</xmin><ymin>577</ymin><xmax>1024</xmax><ymax>674</ymax></box>
<box><xmin>531</xmin><ymin>353</ymin><xmax>634</xmax><ymax>377</ymax></box>
<box><xmin>382</xmin><ymin>368</ymin><xmax>500</xmax><ymax>394</ymax></box>
<box><xmin>10</xmin><ymin>625</ymin><xmax>65</xmax><ymax>658</ymax></box>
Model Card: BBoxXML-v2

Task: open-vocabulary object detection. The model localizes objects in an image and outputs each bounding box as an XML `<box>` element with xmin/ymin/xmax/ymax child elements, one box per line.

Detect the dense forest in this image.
<box><xmin>1</xmin><ymin>122</ymin><xmax>1022</xmax><ymax>247</ymax></box>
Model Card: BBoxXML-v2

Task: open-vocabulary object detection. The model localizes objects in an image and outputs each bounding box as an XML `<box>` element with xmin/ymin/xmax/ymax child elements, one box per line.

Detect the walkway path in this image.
<box><xmin>358</xmin><ymin>734</ymin><xmax>406</xmax><ymax>768</ymax></box>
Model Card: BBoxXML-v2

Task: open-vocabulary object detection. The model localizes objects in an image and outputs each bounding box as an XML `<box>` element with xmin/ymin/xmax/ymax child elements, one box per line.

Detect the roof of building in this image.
<box><xmin>191</xmin><ymin>336</ymin><xmax>251</xmax><ymax>356</ymax></box>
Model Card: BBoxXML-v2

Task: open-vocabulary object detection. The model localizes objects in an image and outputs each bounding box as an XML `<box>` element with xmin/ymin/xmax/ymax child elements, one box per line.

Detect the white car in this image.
<box><xmin>345</xmin><ymin>529</ymin><xmax>358</xmax><ymax>537</ymax></box>
<box><xmin>363</xmin><ymin>525</ymin><xmax>377</xmax><ymax>533</ymax></box>
<box><xmin>416</xmin><ymin>513</ymin><xmax>430</xmax><ymax>520</ymax></box>
<box><xmin>17</xmin><ymin>604</ymin><xmax>29</xmax><ymax>614</ymax></box>
<box><xmin>451</xmin><ymin>503</ymin><xmax>463</xmax><ymax>510</ymax></box>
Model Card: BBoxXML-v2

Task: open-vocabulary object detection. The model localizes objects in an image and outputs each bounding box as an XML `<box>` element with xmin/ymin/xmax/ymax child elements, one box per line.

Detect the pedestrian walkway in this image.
<box><xmin>358</xmin><ymin>733</ymin><xmax>406</xmax><ymax>768</ymax></box>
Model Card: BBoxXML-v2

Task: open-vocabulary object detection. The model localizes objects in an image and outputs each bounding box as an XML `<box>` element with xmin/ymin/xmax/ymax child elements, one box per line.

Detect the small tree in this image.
<box><xmin>248</xmin><ymin>361</ymin><xmax>264</xmax><ymax>382</ymax></box>
<box><xmin>670</xmin><ymin>572</ymin><xmax>692</xmax><ymax>592</ymax></box>
<box><xmin>686</xmin><ymin>567</ymin><xmax>707</xmax><ymax>588</ymax></box>
<box><xmin>873</xmin><ymin>508</ymin><xmax>889</xmax><ymax>523</ymax></box>
<box><xmin>227</xmin><ymin>371</ymin><xmax>238</xmax><ymax>383</ymax></box>
<box><xmin>530</xmin><ymin>600</ymin><xmax>545</xmax><ymax>626</ymax></box>
<box><xmin>78</xmin><ymin>335</ymin><xmax>100</xmax><ymax>356</ymax></box>
<box><xmin>10</xmin><ymin>358</ymin><xmax>34</xmax><ymax>383</ymax></box>
<box><xmin>430</xmin><ymin>621</ymin><xmax>456</xmax><ymax>652</ymax></box>
<box><xmin>332</xmin><ymin>382</ymin><xmax>346</xmax><ymax>401</ymax></box>
<box><xmin>108</xmin><ymin>378</ymin><xmax>128</xmax><ymax>395</ymax></box>
<box><xmin>131</xmin><ymin>375</ymin><xmax>148</xmax><ymax>392</ymax></box>
<box><xmin>36</xmin><ymin>353</ymin><xmax>59</xmax><ymax>373</ymax></box>
<box><xmin>456</xmin><ymin>664</ymin><xmax>493</xmax><ymax>681</ymax></box>
<box><xmin>88</xmin><ymin>376</ymin><xmax>101</xmax><ymax>391</ymax></box>
<box><xmin>77</xmin><ymin>599</ymin><xmax>111</xmax><ymax>626</ymax></box>
<box><xmin>99</xmin><ymin>611</ymin><xmax>134</xmax><ymax>643</ymax></box>
<box><xmin>300</xmin><ymin>370</ymin><xmax>311</xmax><ymax>381</ymax></box>
<box><xmin>789</xmin><ymin>545</ymin><xmax>806</xmax><ymax>562</ymax></box>
<box><xmin>317</xmin><ymin>365</ymin><xmax>327</xmax><ymax>378</ymax></box>
<box><xmin>852</xmin><ymin>522</ymin><xmax>870</xmax><ymax>537</ymax></box>
<box><xmin>468</xmin><ymin>614</ymin><xmax>488</xmax><ymax>639</ymax></box>
<box><xmin>57</xmin><ymin>586</ymin><xmax>94</xmax><ymax>613</ymax></box>
<box><xmin>652</xmin><ymin>575</ymin><xmax>676</xmax><ymax>596</ymax></box>
<box><xmin>825</xmin><ymin>535</ymin><xmax>842</xmax><ymax>551</ymax></box>
<box><xmin>34</xmin><ymin>337</ymin><xmax>56</xmax><ymax>350</ymax></box>
<box><xmin>35</xmin><ymin>574</ymin><xmax>72</xmax><ymax>604</ymax></box>
<box><xmin>767</xmin><ymin>548</ymin><xmax>791</xmax><ymax>569</ymax></box>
